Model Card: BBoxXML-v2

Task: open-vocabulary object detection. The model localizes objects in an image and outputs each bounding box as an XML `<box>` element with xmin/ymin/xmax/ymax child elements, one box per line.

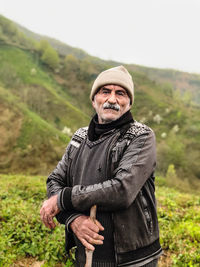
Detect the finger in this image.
<box><xmin>40</xmin><ymin>206</ymin><xmax>45</xmax><ymax>218</ymax></box>
<box><xmin>47</xmin><ymin>217</ymin><xmax>56</xmax><ymax>229</ymax></box>
<box><xmin>40</xmin><ymin>209</ymin><xmax>47</xmax><ymax>225</ymax></box>
<box><xmin>41</xmin><ymin>211</ymin><xmax>56</xmax><ymax>229</ymax></box>
<box><xmin>85</xmin><ymin>234</ymin><xmax>104</xmax><ymax>245</ymax></box>
<box><xmin>81</xmin><ymin>238</ymin><xmax>95</xmax><ymax>251</ymax></box>
<box><xmin>87</xmin><ymin>219</ymin><xmax>101</xmax><ymax>232</ymax></box>
<box><xmin>40</xmin><ymin>199</ymin><xmax>58</xmax><ymax>218</ymax></box>
<box><xmin>42</xmin><ymin>215</ymin><xmax>51</xmax><ymax>228</ymax></box>
<box><xmin>40</xmin><ymin>206</ymin><xmax>50</xmax><ymax>220</ymax></box>
<box><xmin>41</xmin><ymin>216</ymin><xmax>51</xmax><ymax>229</ymax></box>
<box><xmin>44</xmin><ymin>219</ymin><xmax>56</xmax><ymax>229</ymax></box>
<box><xmin>83</xmin><ymin>228</ymin><xmax>104</xmax><ymax>241</ymax></box>
<box><xmin>95</xmin><ymin>220</ymin><xmax>104</xmax><ymax>231</ymax></box>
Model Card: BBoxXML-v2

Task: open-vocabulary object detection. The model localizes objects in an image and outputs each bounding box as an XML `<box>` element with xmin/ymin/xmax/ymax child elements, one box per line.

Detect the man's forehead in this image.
<box><xmin>101</xmin><ymin>84</ymin><xmax>126</xmax><ymax>91</ymax></box>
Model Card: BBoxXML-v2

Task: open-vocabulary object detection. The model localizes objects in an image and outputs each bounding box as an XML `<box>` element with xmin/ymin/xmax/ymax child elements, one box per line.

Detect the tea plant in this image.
<box><xmin>0</xmin><ymin>174</ymin><xmax>200</xmax><ymax>266</ymax></box>
<box><xmin>0</xmin><ymin>174</ymin><xmax>68</xmax><ymax>266</ymax></box>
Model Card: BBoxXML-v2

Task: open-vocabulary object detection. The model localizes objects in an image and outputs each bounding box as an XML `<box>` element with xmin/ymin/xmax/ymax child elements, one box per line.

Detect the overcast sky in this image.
<box><xmin>1</xmin><ymin>0</ymin><xmax>200</xmax><ymax>74</ymax></box>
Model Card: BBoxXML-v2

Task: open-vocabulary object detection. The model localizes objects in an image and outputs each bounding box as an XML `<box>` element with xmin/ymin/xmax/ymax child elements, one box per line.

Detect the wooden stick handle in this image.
<box><xmin>84</xmin><ymin>205</ymin><xmax>97</xmax><ymax>267</ymax></box>
<box><xmin>90</xmin><ymin>205</ymin><xmax>97</xmax><ymax>222</ymax></box>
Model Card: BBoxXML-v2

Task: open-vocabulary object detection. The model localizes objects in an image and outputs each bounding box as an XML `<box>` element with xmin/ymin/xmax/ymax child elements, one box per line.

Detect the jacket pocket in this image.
<box><xmin>139</xmin><ymin>190</ymin><xmax>153</xmax><ymax>235</ymax></box>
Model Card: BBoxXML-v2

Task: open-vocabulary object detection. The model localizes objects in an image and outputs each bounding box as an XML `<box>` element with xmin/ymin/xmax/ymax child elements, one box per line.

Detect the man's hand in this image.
<box><xmin>40</xmin><ymin>194</ymin><xmax>60</xmax><ymax>229</ymax></box>
<box><xmin>70</xmin><ymin>215</ymin><xmax>104</xmax><ymax>251</ymax></box>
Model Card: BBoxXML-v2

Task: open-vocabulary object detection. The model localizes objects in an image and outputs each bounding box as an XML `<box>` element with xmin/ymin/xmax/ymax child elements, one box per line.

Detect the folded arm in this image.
<box><xmin>59</xmin><ymin>131</ymin><xmax>156</xmax><ymax>212</ymax></box>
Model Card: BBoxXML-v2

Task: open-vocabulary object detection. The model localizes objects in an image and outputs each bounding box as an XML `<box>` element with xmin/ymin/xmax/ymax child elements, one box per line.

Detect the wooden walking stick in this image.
<box><xmin>84</xmin><ymin>205</ymin><xmax>97</xmax><ymax>267</ymax></box>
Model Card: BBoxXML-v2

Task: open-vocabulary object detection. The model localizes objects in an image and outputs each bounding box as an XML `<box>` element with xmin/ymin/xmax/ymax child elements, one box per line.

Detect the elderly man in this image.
<box><xmin>40</xmin><ymin>66</ymin><xmax>162</xmax><ymax>267</ymax></box>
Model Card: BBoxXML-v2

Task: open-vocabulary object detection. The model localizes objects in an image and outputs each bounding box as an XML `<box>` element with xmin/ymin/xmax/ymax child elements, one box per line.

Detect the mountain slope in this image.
<box><xmin>128</xmin><ymin>64</ymin><xmax>200</xmax><ymax>106</ymax></box>
<box><xmin>0</xmin><ymin>85</ymin><xmax>70</xmax><ymax>174</ymax></box>
<box><xmin>16</xmin><ymin>22</ymin><xmax>89</xmax><ymax>59</ymax></box>
<box><xmin>13</xmin><ymin>16</ymin><xmax>200</xmax><ymax>106</ymax></box>
<box><xmin>0</xmin><ymin>14</ymin><xmax>200</xmax><ymax>186</ymax></box>
<box><xmin>0</xmin><ymin>45</ymin><xmax>89</xmax><ymax>130</ymax></box>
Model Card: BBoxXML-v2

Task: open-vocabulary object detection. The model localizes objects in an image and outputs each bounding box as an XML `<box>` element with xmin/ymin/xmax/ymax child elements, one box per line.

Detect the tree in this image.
<box><xmin>64</xmin><ymin>54</ymin><xmax>80</xmax><ymax>74</ymax></box>
<box><xmin>41</xmin><ymin>46</ymin><xmax>59</xmax><ymax>70</ymax></box>
<box><xmin>36</xmin><ymin>39</ymin><xmax>50</xmax><ymax>55</ymax></box>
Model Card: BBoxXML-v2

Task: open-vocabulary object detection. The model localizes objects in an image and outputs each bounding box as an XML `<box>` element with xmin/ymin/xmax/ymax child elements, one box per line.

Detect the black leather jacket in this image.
<box><xmin>47</xmin><ymin>121</ymin><xmax>162</xmax><ymax>265</ymax></box>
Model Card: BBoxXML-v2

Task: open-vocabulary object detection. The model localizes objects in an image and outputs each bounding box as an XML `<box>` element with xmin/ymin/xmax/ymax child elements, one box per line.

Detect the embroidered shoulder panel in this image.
<box><xmin>70</xmin><ymin>127</ymin><xmax>88</xmax><ymax>148</ymax></box>
<box><xmin>125</xmin><ymin>121</ymin><xmax>152</xmax><ymax>138</ymax></box>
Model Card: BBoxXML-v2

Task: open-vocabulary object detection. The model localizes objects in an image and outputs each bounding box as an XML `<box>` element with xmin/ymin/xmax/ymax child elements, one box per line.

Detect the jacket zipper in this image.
<box><xmin>139</xmin><ymin>190</ymin><xmax>153</xmax><ymax>235</ymax></box>
<box><xmin>112</xmin><ymin>213</ymin><xmax>118</xmax><ymax>266</ymax></box>
<box><xmin>105</xmin><ymin>130</ymin><xmax>121</xmax><ymax>179</ymax></box>
<box><xmin>105</xmin><ymin>131</ymin><xmax>121</xmax><ymax>266</ymax></box>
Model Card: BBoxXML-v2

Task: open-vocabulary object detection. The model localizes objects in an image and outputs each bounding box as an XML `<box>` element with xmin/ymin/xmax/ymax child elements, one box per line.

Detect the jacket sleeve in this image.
<box><xmin>61</xmin><ymin>130</ymin><xmax>156</xmax><ymax>212</ymax></box>
<box><xmin>46</xmin><ymin>143</ymin><xmax>83</xmax><ymax>226</ymax></box>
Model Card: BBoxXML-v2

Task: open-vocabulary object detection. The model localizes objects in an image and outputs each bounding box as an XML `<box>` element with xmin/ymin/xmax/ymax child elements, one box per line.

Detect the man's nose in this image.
<box><xmin>108</xmin><ymin>92</ymin><xmax>117</xmax><ymax>103</ymax></box>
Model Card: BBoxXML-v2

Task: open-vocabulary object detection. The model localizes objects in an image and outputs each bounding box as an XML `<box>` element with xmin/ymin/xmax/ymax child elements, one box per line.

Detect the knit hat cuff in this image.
<box><xmin>90</xmin><ymin>65</ymin><xmax>134</xmax><ymax>103</ymax></box>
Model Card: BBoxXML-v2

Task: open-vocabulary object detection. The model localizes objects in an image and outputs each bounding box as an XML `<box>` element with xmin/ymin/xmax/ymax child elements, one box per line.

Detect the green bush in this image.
<box><xmin>41</xmin><ymin>46</ymin><xmax>60</xmax><ymax>70</ymax></box>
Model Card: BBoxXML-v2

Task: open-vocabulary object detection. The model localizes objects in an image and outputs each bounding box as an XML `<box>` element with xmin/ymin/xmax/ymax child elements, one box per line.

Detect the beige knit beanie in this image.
<box><xmin>90</xmin><ymin>65</ymin><xmax>134</xmax><ymax>103</ymax></box>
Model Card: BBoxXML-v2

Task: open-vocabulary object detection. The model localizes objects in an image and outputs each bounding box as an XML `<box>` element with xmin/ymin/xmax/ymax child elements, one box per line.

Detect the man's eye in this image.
<box><xmin>117</xmin><ymin>91</ymin><xmax>125</xmax><ymax>96</ymax></box>
<box><xmin>102</xmin><ymin>90</ymin><xmax>110</xmax><ymax>94</ymax></box>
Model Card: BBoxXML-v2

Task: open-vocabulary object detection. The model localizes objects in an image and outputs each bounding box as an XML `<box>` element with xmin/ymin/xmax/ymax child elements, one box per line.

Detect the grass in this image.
<box><xmin>0</xmin><ymin>46</ymin><xmax>52</xmax><ymax>85</ymax></box>
<box><xmin>0</xmin><ymin>174</ymin><xmax>199</xmax><ymax>266</ymax></box>
<box><xmin>0</xmin><ymin>85</ymin><xmax>70</xmax><ymax>174</ymax></box>
<box><xmin>16</xmin><ymin>108</ymin><xmax>69</xmax><ymax>149</ymax></box>
<box><xmin>0</xmin><ymin>45</ymin><xmax>89</xmax><ymax>132</ymax></box>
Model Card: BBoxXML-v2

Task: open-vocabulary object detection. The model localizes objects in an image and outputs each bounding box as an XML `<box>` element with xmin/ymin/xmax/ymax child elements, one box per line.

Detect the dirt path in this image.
<box><xmin>11</xmin><ymin>258</ymin><xmax>65</xmax><ymax>267</ymax></box>
<box><xmin>12</xmin><ymin>252</ymin><xmax>172</xmax><ymax>267</ymax></box>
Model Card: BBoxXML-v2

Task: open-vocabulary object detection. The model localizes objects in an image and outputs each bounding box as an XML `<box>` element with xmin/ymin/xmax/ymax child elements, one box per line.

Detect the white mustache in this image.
<box><xmin>103</xmin><ymin>102</ymin><xmax>120</xmax><ymax>111</ymax></box>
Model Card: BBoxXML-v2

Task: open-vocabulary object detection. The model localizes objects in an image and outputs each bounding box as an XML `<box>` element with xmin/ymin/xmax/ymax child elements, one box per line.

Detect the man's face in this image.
<box><xmin>92</xmin><ymin>84</ymin><xmax>131</xmax><ymax>124</ymax></box>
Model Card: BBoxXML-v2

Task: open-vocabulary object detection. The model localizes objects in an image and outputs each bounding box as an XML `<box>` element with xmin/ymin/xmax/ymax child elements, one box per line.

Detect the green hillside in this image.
<box><xmin>13</xmin><ymin>16</ymin><xmax>200</xmax><ymax>107</ymax></box>
<box><xmin>0</xmin><ymin>44</ymin><xmax>90</xmax><ymax>174</ymax></box>
<box><xmin>0</xmin><ymin>45</ymin><xmax>89</xmax><ymax>127</ymax></box>
<box><xmin>0</xmin><ymin>14</ymin><xmax>200</xmax><ymax>189</ymax></box>
<box><xmin>0</xmin><ymin>85</ymin><xmax>70</xmax><ymax>174</ymax></box>
<box><xmin>128</xmin><ymin>64</ymin><xmax>200</xmax><ymax>106</ymax></box>
<box><xmin>16</xmin><ymin>22</ymin><xmax>89</xmax><ymax>59</ymax></box>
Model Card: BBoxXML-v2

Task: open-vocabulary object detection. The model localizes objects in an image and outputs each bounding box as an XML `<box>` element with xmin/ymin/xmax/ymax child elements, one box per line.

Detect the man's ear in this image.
<box><xmin>92</xmin><ymin>96</ymin><xmax>96</xmax><ymax>109</ymax></box>
<box><xmin>129</xmin><ymin>99</ymin><xmax>132</xmax><ymax>107</ymax></box>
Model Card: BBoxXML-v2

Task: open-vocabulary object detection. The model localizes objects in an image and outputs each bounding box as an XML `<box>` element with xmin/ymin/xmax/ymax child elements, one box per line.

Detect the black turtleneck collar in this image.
<box><xmin>88</xmin><ymin>110</ymin><xmax>134</xmax><ymax>141</ymax></box>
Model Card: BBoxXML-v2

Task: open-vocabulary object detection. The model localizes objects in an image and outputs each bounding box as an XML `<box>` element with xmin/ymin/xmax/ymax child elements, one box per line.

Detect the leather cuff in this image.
<box><xmin>59</xmin><ymin>187</ymin><xmax>73</xmax><ymax>211</ymax></box>
<box><xmin>57</xmin><ymin>191</ymin><xmax>63</xmax><ymax>211</ymax></box>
